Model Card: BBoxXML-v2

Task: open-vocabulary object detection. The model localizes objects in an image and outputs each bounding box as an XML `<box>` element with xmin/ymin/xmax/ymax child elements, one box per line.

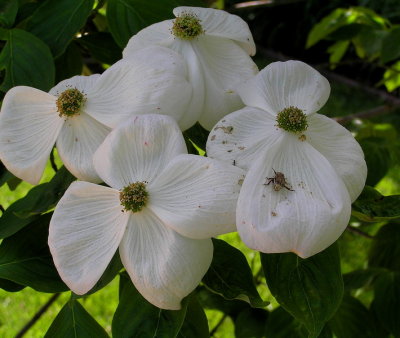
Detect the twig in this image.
<box><xmin>210</xmin><ymin>314</ymin><xmax>228</xmax><ymax>337</ymax></box>
<box><xmin>49</xmin><ymin>149</ymin><xmax>58</xmax><ymax>173</ymax></box>
<box><xmin>15</xmin><ymin>293</ymin><xmax>61</xmax><ymax>338</ymax></box>
<box><xmin>335</xmin><ymin>105</ymin><xmax>395</xmax><ymax>124</ymax></box>
<box><xmin>346</xmin><ymin>225</ymin><xmax>374</xmax><ymax>239</ymax></box>
<box><xmin>230</xmin><ymin>0</ymin><xmax>305</xmax><ymax>10</ymax></box>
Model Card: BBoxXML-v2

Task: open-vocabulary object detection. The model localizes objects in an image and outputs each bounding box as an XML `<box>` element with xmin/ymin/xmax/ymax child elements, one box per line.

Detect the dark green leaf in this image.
<box><xmin>353</xmin><ymin>27</ymin><xmax>387</xmax><ymax>60</ymax></box>
<box><xmin>352</xmin><ymin>186</ymin><xmax>400</xmax><ymax>222</ymax></box>
<box><xmin>26</xmin><ymin>0</ymin><xmax>94</xmax><ymax>57</ymax></box>
<box><xmin>328</xmin><ymin>294</ymin><xmax>378</xmax><ymax>338</ymax></box>
<box><xmin>235</xmin><ymin>308</ymin><xmax>268</xmax><ymax>338</ymax></box>
<box><xmin>0</xmin><ymin>0</ymin><xmax>18</xmax><ymax>28</ymax></box>
<box><xmin>183</xmin><ymin>123</ymin><xmax>209</xmax><ymax>154</ymax></box>
<box><xmin>45</xmin><ymin>299</ymin><xmax>109</xmax><ymax>338</ymax></box>
<box><xmin>196</xmin><ymin>286</ymin><xmax>249</xmax><ymax>318</ymax></box>
<box><xmin>343</xmin><ymin>267</ymin><xmax>385</xmax><ymax>290</ymax></box>
<box><xmin>0</xmin><ymin>28</ymin><xmax>54</xmax><ymax>92</ymax></box>
<box><xmin>261</xmin><ymin>244</ymin><xmax>343</xmax><ymax>337</ymax></box>
<box><xmin>112</xmin><ymin>272</ymin><xmax>188</xmax><ymax>338</ymax></box>
<box><xmin>0</xmin><ymin>213</ymin><xmax>67</xmax><ymax>292</ymax></box>
<box><xmin>107</xmin><ymin>0</ymin><xmax>205</xmax><ymax>48</ymax></box>
<box><xmin>0</xmin><ymin>277</ymin><xmax>25</xmax><ymax>292</ymax></box>
<box><xmin>0</xmin><ymin>166</ymin><xmax>75</xmax><ymax>239</ymax></box>
<box><xmin>371</xmin><ymin>271</ymin><xmax>400</xmax><ymax>336</ymax></box>
<box><xmin>359</xmin><ymin>137</ymin><xmax>392</xmax><ymax>186</ymax></box>
<box><xmin>177</xmin><ymin>295</ymin><xmax>209</xmax><ymax>338</ymax></box>
<box><xmin>265</xmin><ymin>307</ymin><xmax>305</xmax><ymax>338</ymax></box>
<box><xmin>55</xmin><ymin>42</ymin><xmax>83</xmax><ymax>83</ymax></box>
<box><xmin>78</xmin><ymin>32</ymin><xmax>122</xmax><ymax>65</ymax></box>
<box><xmin>202</xmin><ymin>238</ymin><xmax>266</xmax><ymax>308</ymax></box>
<box><xmin>381</xmin><ymin>26</ymin><xmax>400</xmax><ymax>63</ymax></box>
<box><xmin>368</xmin><ymin>223</ymin><xmax>400</xmax><ymax>271</ymax></box>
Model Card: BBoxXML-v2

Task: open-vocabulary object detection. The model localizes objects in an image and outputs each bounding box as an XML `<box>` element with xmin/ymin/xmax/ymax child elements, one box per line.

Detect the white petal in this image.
<box><xmin>49</xmin><ymin>74</ymin><xmax>100</xmax><ymax>96</ymax></box>
<box><xmin>123</xmin><ymin>20</ymin><xmax>174</xmax><ymax>56</ymax></box>
<box><xmin>193</xmin><ymin>36</ymin><xmax>258</xmax><ymax>130</ymax></box>
<box><xmin>238</xmin><ymin>61</ymin><xmax>330</xmax><ymax>116</ymax></box>
<box><xmin>119</xmin><ymin>208</ymin><xmax>213</xmax><ymax>309</ymax></box>
<box><xmin>88</xmin><ymin>46</ymin><xmax>192</xmax><ymax>129</ymax></box>
<box><xmin>0</xmin><ymin>86</ymin><xmax>63</xmax><ymax>184</ymax></box>
<box><xmin>149</xmin><ymin>154</ymin><xmax>245</xmax><ymax>239</ymax></box>
<box><xmin>237</xmin><ymin>135</ymin><xmax>351</xmax><ymax>258</ymax></box>
<box><xmin>56</xmin><ymin>113</ymin><xmax>111</xmax><ymax>183</ymax></box>
<box><xmin>49</xmin><ymin>181</ymin><xmax>129</xmax><ymax>295</ymax></box>
<box><xmin>206</xmin><ymin>107</ymin><xmax>283</xmax><ymax>170</ymax></box>
<box><xmin>306</xmin><ymin>114</ymin><xmax>367</xmax><ymax>202</ymax></box>
<box><xmin>93</xmin><ymin>114</ymin><xmax>187</xmax><ymax>190</ymax></box>
<box><xmin>174</xmin><ymin>7</ymin><xmax>256</xmax><ymax>55</ymax></box>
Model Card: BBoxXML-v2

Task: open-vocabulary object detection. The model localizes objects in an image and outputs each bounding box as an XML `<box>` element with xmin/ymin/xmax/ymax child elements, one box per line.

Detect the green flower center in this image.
<box><xmin>56</xmin><ymin>88</ymin><xmax>85</xmax><ymax>117</ymax></box>
<box><xmin>172</xmin><ymin>12</ymin><xmax>204</xmax><ymax>40</ymax></box>
<box><xmin>120</xmin><ymin>182</ymin><xmax>149</xmax><ymax>213</ymax></box>
<box><xmin>276</xmin><ymin>106</ymin><xmax>308</xmax><ymax>133</ymax></box>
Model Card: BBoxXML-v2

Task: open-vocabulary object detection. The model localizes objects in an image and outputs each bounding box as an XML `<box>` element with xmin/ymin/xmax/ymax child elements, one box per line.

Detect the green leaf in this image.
<box><xmin>77</xmin><ymin>32</ymin><xmax>122</xmax><ymax>65</ymax></box>
<box><xmin>55</xmin><ymin>42</ymin><xmax>83</xmax><ymax>84</ymax></box>
<box><xmin>371</xmin><ymin>271</ymin><xmax>400</xmax><ymax>336</ymax></box>
<box><xmin>343</xmin><ymin>267</ymin><xmax>385</xmax><ymax>290</ymax></box>
<box><xmin>0</xmin><ymin>213</ymin><xmax>67</xmax><ymax>292</ymax></box>
<box><xmin>382</xmin><ymin>60</ymin><xmax>400</xmax><ymax>91</ymax></box>
<box><xmin>26</xmin><ymin>0</ymin><xmax>94</xmax><ymax>57</ymax></box>
<box><xmin>352</xmin><ymin>186</ymin><xmax>400</xmax><ymax>222</ymax></box>
<box><xmin>177</xmin><ymin>295</ymin><xmax>209</xmax><ymax>338</ymax></box>
<box><xmin>45</xmin><ymin>299</ymin><xmax>109</xmax><ymax>338</ymax></box>
<box><xmin>327</xmin><ymin>40</ymin><xmax>350</xmax><ymax>66</ymax></box>
<box><xmin>107</xmin><ymin>0</ymin><xmax>205</xmax><ymax>48</ymax></box>
<box><xmin>0</xmin><ymin>28</ymin><xmax>55</xmax><ymax>92</ymax></box>
<box><xmin>352</xmin><ymin>26</ymin><xmax>387</xmax><ymax>60</ymax></box>
<box><xmin>202</xmin><ymin>238</ymin><xmax>266</xmax><ymax>308</ymax></box>
<box><xmin>381</xmin><ymin>26</ymin><xmax>400</xmax><ymax>63</ymax></box>
<box><xmin>234</xmin><ymin>308</ymin><xmax>269</xmax><ymax>338</ymax></box>
<box><xmin>368</xmin><ymin>223</ymin><xmax>400</xmax><ymax>271</ymax></box>
<box><xmin>306</xmin><ymin>7</ymin><xmax>388</xmax><ymax>48</ymax></box>
<box><xmin>328</xmin><ymin>294</ymin><xmax>379</xmax><ymax>338</ymax></box>
<box><xmin>0</xmin><ymin>0</ymin><xmax>18</xmax><ymax>28</ymax></box>
<box><xmin>264</xmin><ymin>307</ymin><xmax>305</xmax><ymax>338</ymax></box>
<box><xmin>0</xmin><ymin>166</ymin><xmax>75</xmax><ymax>239</ymax></box>
<box><xmin>261</xmin><ymin>243</ymin><xmax>343</xmax><ymax>337</ymax></box>
<box><xmin>112</xmin><ymin>272</ymin><xmax>188</xmax><ymax>337</ymax></box>
<box><xmin>0</xmin><ymin>277</ymin><xmax>25</xmax><ymax>292</ymax></box>
<box><xmin>183</xmin><ymin>123</ymin><xmax>209</xmax><ymax>154</ymax></box>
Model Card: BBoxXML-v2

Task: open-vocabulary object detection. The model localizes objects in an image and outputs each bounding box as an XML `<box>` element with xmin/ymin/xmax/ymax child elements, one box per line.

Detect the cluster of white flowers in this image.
<box><xmin>0</xmin><ymin>7</ymin><xmax>367</xmax><ymax>310</ymax></box>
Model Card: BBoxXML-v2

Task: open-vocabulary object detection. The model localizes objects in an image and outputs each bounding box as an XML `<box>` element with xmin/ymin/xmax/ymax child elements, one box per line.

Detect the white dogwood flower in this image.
<box><xmin>123</xmin><ymin>6</ymin><xmax>259</xmax><ymax>130</ymax></box>
<box><xmin>49</xmin><ymin>114</ymin><xmax>244</xmax><ymax>310</ymax></box>
<box><xmin>207</xmin><ymin>60</ymin><xmax>367</xmax><ymax>258</ymax></box>
<box><xmin>0</xmin><ymin>46</ymin><xmax>191</xmax><ymax>184</ymax></box>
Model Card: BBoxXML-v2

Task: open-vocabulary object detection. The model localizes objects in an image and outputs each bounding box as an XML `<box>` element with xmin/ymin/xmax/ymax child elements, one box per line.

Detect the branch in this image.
<box><xmin>346</xmin><ymin>225</ymin><xmax>374</xmax><ymax>239</ymax></box>
<box><xmin>230</xmin><ymin>0</ymin><xmax>305</xmax><ymax>10</ymax></box>
<box><xmin>15</xmin><ymin>293</ymin><xmax>61</xmax><ymax>338</ymax></box>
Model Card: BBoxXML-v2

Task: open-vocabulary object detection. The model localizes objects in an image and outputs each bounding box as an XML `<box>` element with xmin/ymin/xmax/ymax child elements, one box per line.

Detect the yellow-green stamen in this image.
<box><xmin>120</xmin><ymin>182</ymin><xmax>149</xmax><ymax>213</ymax></box>
<box><xmin>276</xmin><ymin>106</ymin><xmax>308</xmax><ymax>133</ymax></box>
<box><xmin>172</xmin><ymin>12</ymin><xmax>204</xmax><ymax>40</ymax></box>
<box><xmin>56</xmin><ymin>88</ymin><xmax>85</xmax><ymax>117</ymax></box>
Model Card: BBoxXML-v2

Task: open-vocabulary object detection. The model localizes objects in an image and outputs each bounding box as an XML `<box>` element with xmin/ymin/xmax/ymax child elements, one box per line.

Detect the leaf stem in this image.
<box><xmin>210</xmin><ymin>314</ymin><xmax>228</xmax><ymax>337</ymax></box>
<box><xmin>346</xmin><ymin>225</ymin><xmax>374</xmax><ymax>239</ymax></box>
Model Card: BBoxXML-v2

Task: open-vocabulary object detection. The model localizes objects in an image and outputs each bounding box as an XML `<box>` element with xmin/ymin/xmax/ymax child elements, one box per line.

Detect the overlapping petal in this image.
<box><xmin>56</xmin><ymin>113</ymin><xmax>111</xmax><ymax>183</ymax></box>
<box><xmin>119</xmin><ymin>208</ymin><xmax>213</xmax><ymax>310</ymax></box>
<box><xmin>93</xmin><ymin>115</ymin><xmax>187</xmax><ymax>190</ymax></box>
<box><xmin>149</xmin><ymin>154</ymin><xmax>244</xmax><ymax>239</ymax></box>
<box><xmin>174</xmin><ymin>6</ymin><xmax>256</xmax><ymax>55</ymax></box>
<box><xmin>237</xmin><ymin>61</ymin><xmax>330</xmax><ymax>116</ymax></box>
<box><xmin>49</xmin><ymin>182</ymin><xmax>129</xmax><ymax>295</ymax></box>
<box><xmin>193</xmin><ymin>36</ymin><xmax>258</xmax><ymax>130</ymax></box>
<box><xmin>306</xmin><ymin>114</ymin><xmax>367</xmax><ymax>201</ymax></box>
<box><xmin>87</xmin><ymin>47</ymin><xmax>192</xmax><ymax>129</ymax></box>
<box><xmin>206</xmin><ymin>106</ymin><xmax>283</xmax><ymax>170</ymax></box>
<box><xmin>0</xmin><ymin>86</ymin><xmax>63</xmax><ymax>184</ymax></box>
<box><xmin>237</xmin><ymin>136</ymin><xmax>351</xmax><ymax>258</ymax></box>
<box><xmin>49</xmin><ymin>74</ymin><xmax>100</xmax><ymax>96</ymax></box>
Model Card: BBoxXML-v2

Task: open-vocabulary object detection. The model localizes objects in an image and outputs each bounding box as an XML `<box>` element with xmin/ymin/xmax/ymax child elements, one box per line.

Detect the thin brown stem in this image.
<box><xmin>335</xmin><ymin>105</ymin><xmax>395</xmax><ymax>124</ymax></box>
<box><xmin>210</xmin><ymin>314</ymin><xmax>228</xmax><ymax>337</ymax></box>
<box><xmin>49</xmin><ymin>149</ymin><xmax>58</xmax><ymax>173</ymax></box>
<box><xmin>346</xmin><ymin>225</ymin><xmax>374</xmax><ymax>239</ymax></box>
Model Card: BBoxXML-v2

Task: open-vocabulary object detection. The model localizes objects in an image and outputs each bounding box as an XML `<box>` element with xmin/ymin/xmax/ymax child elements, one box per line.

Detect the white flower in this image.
<box><xmin>48</xmin><ymin>114</ymin><xmax>244</xmax><ymax>310</ymax></box>
<box><xmin>206</xmin><ymin>60</ymin><xmax>367</xmax><ymax>258</ymax></box>
<box><xmin>0</xmin><ymin>46</ymin><xmax>191</xmax><ymax>184</ymax></box>
<box><xmin>123</xmin><ymin>6</ymin><xmax>259</xmax><ymax>130</ymax></box>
